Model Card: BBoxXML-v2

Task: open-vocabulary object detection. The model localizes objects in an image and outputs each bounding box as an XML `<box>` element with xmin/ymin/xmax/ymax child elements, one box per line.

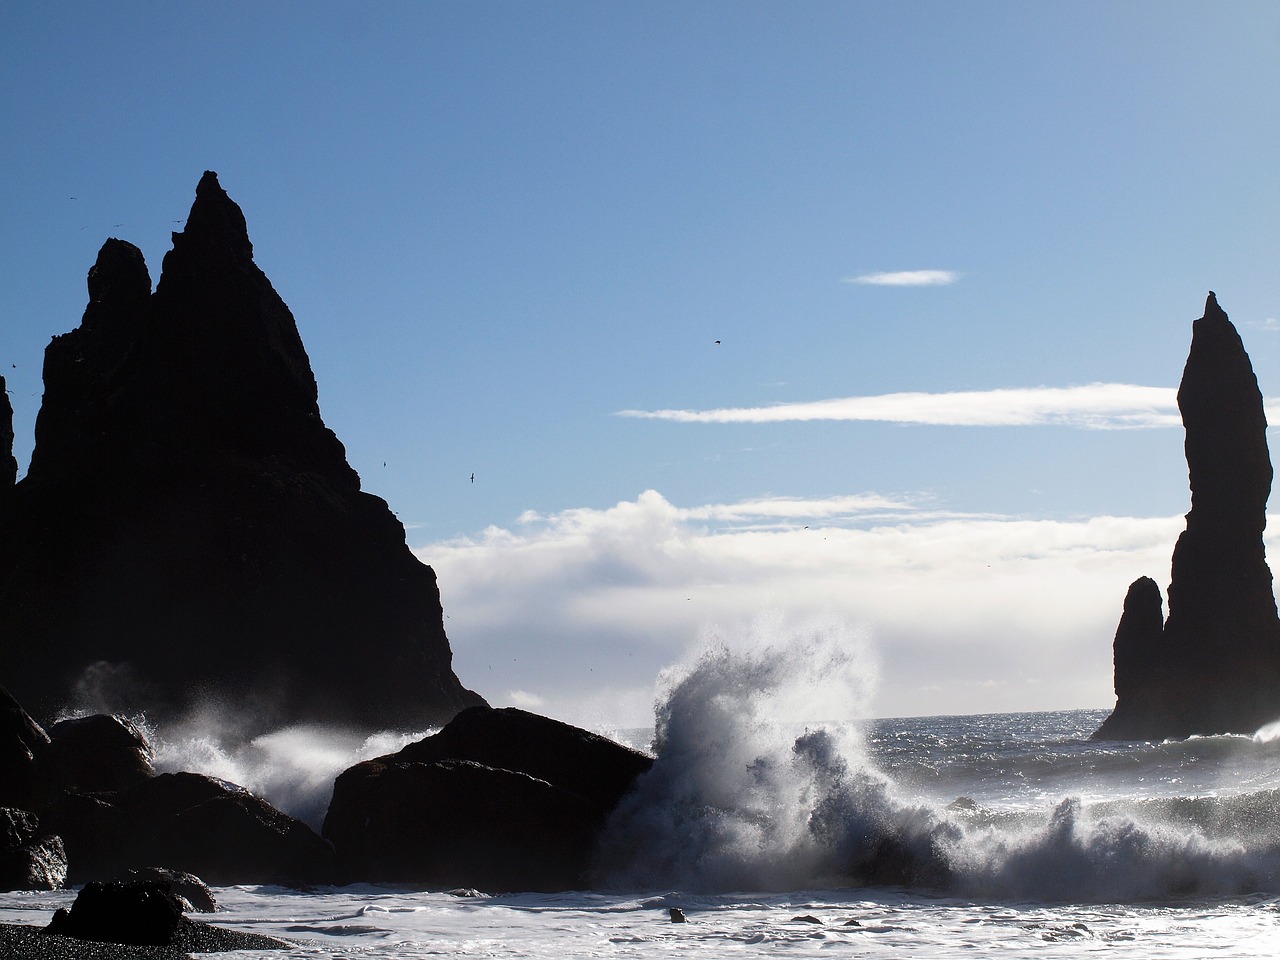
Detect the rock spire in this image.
<box><xmin>1094</xmin><ymin>293</ymin><xmax>1280</xmax><ymax>739</ymax></box>
<box><xmin>0</xmin><ymin>172</ymin><xmax>485</xmax><ymax>728</ymax></box>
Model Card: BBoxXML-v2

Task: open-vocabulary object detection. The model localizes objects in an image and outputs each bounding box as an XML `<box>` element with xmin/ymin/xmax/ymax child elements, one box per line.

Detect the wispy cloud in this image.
<box><xmin>619</xmin><ymin>383</ymin><xmax>1181</xmax><ymax>429</ymax></box>
<box><xmin>517</xmin><ymin>492</ymin><xmax>935</xmax><ymax>530</ymax></box>
<box><xmin>843</xmin><ymin>269</ymin><xmax>960</xmax><ymax>286</ymax></box>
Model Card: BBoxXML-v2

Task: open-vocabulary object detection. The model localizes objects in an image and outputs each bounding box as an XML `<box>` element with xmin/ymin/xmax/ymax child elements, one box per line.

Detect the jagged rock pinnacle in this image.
<box><xmin>0</xmin><ymin>173</ymin><xmax>485</xmax><ymax>727</ymax></box>
<box><xmin>165</xmin><ymin>170</ymin><xmax>253</xmax><ymax>263</ymax></box>
<box><xmin>1095</xmin><ymin>294</ymin><xmax>1280</xmax><ymax>739</ymax></box>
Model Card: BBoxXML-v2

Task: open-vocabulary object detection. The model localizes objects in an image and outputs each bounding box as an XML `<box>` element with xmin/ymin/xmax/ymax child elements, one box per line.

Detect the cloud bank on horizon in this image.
<box><xmin>420</xmin><ymin>488</ymin><xmax>1212</xmax><ymax>729</ymax></box>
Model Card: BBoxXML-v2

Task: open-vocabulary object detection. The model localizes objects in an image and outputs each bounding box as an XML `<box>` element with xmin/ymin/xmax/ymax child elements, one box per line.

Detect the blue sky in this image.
<box><xmin>3</xmin><ymin>2</ymin><xmax>1280</xmax><ymax>727</ymax></box>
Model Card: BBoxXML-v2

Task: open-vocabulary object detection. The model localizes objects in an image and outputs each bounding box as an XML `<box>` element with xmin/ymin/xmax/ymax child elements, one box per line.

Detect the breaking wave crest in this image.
<box><xmin>594</xmin><ymin>616</ymin><xmax>1280</xmax><ymax>901</ymax></box>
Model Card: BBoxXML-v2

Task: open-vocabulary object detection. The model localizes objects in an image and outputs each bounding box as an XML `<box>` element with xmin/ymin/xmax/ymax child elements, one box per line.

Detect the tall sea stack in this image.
<box><xmin>0</xmin><ymin>172</ymin><xmax>485</xmax><ymax>729</ymax></box>
<box><xmin>1095</xmin><ymin>293</ymin><xmax>1280</xmax><ymax>739</ymax></box>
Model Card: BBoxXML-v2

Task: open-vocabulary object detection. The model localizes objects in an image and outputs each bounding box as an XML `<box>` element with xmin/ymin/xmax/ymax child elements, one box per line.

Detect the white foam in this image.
<box><xmin>595</xmin><ymin>613</ymin><xmax>1280</xmax><ymax>901</ymax></box>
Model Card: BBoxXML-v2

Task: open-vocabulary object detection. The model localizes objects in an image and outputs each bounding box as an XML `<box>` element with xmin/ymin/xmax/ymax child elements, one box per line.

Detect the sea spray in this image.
<box><xmin>595</xmin><ymin>616</ymin><xmax>1280</xmax><ymax>900</ymax></box>
<box><xmin>146</xmin><ymin>709</ymin><xmax>433</xmax><ymax>829</ymax></box>
<box><xmin>591</xmin><ymin>614</ymin><xmax>948</xmax><ymax>890</ymax></box>
<box><xmin>947</xmin><ymin>795</ymin><xmax>1280</xmax><ymax>901</ymax></box>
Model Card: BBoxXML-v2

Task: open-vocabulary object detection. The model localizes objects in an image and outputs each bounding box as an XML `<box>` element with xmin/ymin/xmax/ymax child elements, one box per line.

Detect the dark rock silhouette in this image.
<box><xmin>42</xmin><ymin>879</ymin><xmax>289</xmax><ymax>951</ymax></box>
<box><xmin>45</xmin><ymin>880</ymin><xmax>184</xmax><ymax>946</ymax></box>
<box><xmin>0</xmin><ymin>808</ymin><xmax>66</xmax><ymax>892</ymax></box>
<box><xmin>112</xmin><ymin>866</ymin><xmax>217</xmax><ymax>913</ymax></box>
<box><xmin>42</xmin><ymin>715</ymin><xmax>154</xmax><ymax>796</ymax></box>
<box><xmin>325</xmin><ymin>758</ymin><xmax>601</xmax><ymax>891</ymax></box>
<box><xmin>394</xmin><ymin>705</ymin><xmax>655</xmax><ymax>817</ymax></box>
<box><xmin>0</xmin><ymin>171</ymin><xmax>484</xmax><ymax>728</ymax></box>
<box><xmin>0</xmin><ymin>684</ymin><xmax>49</xmax><ymax>810</ymax></box>
<box><xmin>42</xmin><ymin>770</ymin><xmax>334</xmax><ymax>886</ymax></box>
<box><xmin>0</xmin><ymin>376</ymin><xmax>14</xmax><ymax>505</ymax></box>
<box><xmin>323</xmin><ymin>705</ymin><xmax>654</xmax><ymax>891</ymax></box>
<box><xmin>1095</xmin><ymin>294</ymin><xmax>1280</xmax><ymax>739</ymax></box>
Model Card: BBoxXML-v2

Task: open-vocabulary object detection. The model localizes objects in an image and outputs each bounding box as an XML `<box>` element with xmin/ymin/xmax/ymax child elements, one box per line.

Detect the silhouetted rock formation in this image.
<box><xmin>323</xmin><ymin>706</ymin><xmax>654</xmax><ymax>891</ymax></box>
<box><xmin>0</xmin><ymin>685</ymin><xmax>49</xmax><ymax>810</ymax></box>
<box><xmin>112</xmin><ymin>867</ymin><xmax>217</xmax><ymax>913</ymax></box>
<box><xmin>0</xmin><ymin>808</ymin><xmax>66</xmax><ymax>892</ymax></box>
<box><xmin>1095</xmin><ymin>294</ymin><xmax>1280</xmax><ymax>739</ymax></box>
<box><xmin>0</xmin><ymin>376</ymin><xmax>14</xmax><ymax>506</ymax></box>
<box><xmin>42</xmin><ymin>879</ymin><xmax>290</xmax><ymax>951</ymax></box>
<box><xmin>42</xmin><ymin>770</ymin><xmax>335</xmax><ymax>886</ymax></box>
<box><xmin>0</xmin><ymin>171</ymin><xmax>484</xmax><ymax>728</ymax></box>
<box><xmin>42</xmin><ymin>715</ymin><xmax>154</xmax><ymax>797</ymax></box>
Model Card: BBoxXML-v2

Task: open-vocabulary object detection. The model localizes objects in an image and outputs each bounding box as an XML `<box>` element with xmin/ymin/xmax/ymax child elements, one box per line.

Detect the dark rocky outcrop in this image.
<box><xmin>42</xmin><ymin>714</ymin><xmax>154</xmax><ymax>795</ymax></box>
<box><xmin>0</xmin><ymin>684</ymin><xmax>50</xmax><ymax>810</ymax></box>
<box><xmin>42</xmin><ymin>771</ymin><xmax>334</xmax><ymax>886</ymax></box>
<box><xmin>112</xmin><ymin>867</ymin><xmax>216</xmax><ymax>913</ymax></box>
<box><xmin>394</xmin><ymin>705</ymin><xmax>655</xmax><ymax>817</ymax></box>
<box><xmin>43</xmin><ymin>879</ymin><xmax>288</xmax><ymax>951</ymax></box>
<box><xmin>1096</xmin><ymin>294</ymin><xmax>1280</xmax><ymax>739</ymax></box>
<box><xmin>0</xmin><ymin>375</ymin><xmax>14</xmax><ymax>505</ymax></box>
<box><xmin>0</xmin><ymin>171</ymin><xmax>484</xmax><ymax>729</ymax></box>
<box><xmin>323</xmin><ymin>706</ymin><xmax>654</xmax><ymax>891</ymax></box>
<box><xmin>0</xmin><ymin>808</ymin><xmax>66</xmax><ymax>892</ymax></box>
<box><xmin>324</xmin><ymin>758</ymin><xmax>601</xmax><ymax>891</ymax></box>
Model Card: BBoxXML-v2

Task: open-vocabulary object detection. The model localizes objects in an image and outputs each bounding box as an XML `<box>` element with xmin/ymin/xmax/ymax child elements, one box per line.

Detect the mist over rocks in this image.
<box><xmin>0</xmin><ymin>171</ymin><xmax>484</xmax><ymax>729</ymax></box>
<box><xmin>1095</xmin><ymin>293</ymin><xmax>1280</xmax><ymax>740</ymax></box>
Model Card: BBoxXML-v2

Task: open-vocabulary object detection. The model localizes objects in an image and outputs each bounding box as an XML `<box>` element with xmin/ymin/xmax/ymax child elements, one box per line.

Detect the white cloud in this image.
<box><xmin>619</xmin><ymin>383</ymin><xmax>1181</xmax><ymax>429</ymax></box>
<box><xmin>508</xmin><ymin>690</ymin><xmax>547</xmax><ymax>709</ymax></box>
<box><xmin>843</xmin><ymin>269</ymin><xmax>960</xmax><ymax>286</ymax></box>
<box><xmin>415</xmin><ymin>490</ymin><xmax>1203</xmax><ymax>732</ymax></box>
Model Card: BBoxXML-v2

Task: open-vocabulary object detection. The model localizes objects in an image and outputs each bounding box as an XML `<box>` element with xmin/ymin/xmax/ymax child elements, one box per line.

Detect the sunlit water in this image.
<box><xmin>4</xmin><ymin>621</ymin><xmax>1280</xmax><ymax>957</ymax></box>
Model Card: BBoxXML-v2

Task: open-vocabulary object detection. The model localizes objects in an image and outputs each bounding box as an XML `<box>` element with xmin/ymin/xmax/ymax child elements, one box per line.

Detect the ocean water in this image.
<box><xmin>4</xmin><ymin>625</ymin><xmax>1280</xmax><ymax>957</ymax></box>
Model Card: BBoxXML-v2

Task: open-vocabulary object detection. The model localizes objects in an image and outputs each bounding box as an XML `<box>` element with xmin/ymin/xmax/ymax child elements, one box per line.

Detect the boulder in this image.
<box><xmin>45</xmin><ymin>879</ymin><xmax>182</xmax><ymax>946</ymax></box>
<box><xmin>0</xmin><ymin>807</ymin><xmax>37</xmax><ymax>849</ymax></box>
<box><xmin>43</xmin><ymin>879</ymin><xmax>288</xmax><ymax>951</ymax></box>
<box><xmin>0</xmin><ymin>171</ymin><xmax>484</xmax><ymax>730</ymax></box>
<box><xmin>41</xmin><ymin>772</ymin><xmax>333</xmax><ymax>885</ymax></box>
<box><xmin>325</xmin><ymin>758</ymin><xmax>599</xmax><ymax>891</ymax></box>
<box><xmin>113</xmin><ymin>867</ymin><xmax>216</xmax><ymax>913</ymax></box>
<box><xmin>37</xmin><ymin>793</ymin><xmax>127</xmax><ymax>883</ymax></box>
<box><xmin>136</xmin><ymin>778</ymin><xmax>334</xmax><ymax>886</ymax></box>
<box><xmin>323</xmin><ymin>706</ymin><xmax>654</xmax><ymax>891</ymax></box>
<box><xmin>0</xmin><ymin>684</ymin><xmax>48</xmax><ymax>809</ymax></box>
<box><xmin>1096</xmin><ymin>294</ymin><xmax>1280</xmax><ymax>739</ymax></box>
<box><xmin>42</xmin><ymin>714</ymin><xmax>154</xmax><ymax>795</ymax></box>
<box><xmin>0</xmin><ymin>809</ymin><xmax>66</xmax><ymax>892</ymax></box>
<box><xmin>394</xmin><ymin>706</ymin><xmax>654</xmax><ymax>816</ymax></box>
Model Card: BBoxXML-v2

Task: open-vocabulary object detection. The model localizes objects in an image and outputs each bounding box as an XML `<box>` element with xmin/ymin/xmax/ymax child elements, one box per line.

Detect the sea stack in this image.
<box><xmin>1094</xmin><ymin>293</ymin><xmax>1280</xmax><ymax>739</ymax></box>
<box><xmin>0</xmin><ymin>172</ymin><xmax>485</xmax><ymax>729</ymax></box>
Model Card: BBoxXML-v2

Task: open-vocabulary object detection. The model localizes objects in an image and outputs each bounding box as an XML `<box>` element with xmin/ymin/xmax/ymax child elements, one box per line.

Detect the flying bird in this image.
<box><xmin>470</xmin><ymin>473</ymin><xmax>475</xmax><ymax>483</ymax></box>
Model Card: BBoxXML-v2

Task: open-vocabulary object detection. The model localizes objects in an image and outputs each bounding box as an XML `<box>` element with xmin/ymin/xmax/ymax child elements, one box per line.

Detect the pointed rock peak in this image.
<box><xmin>174</xmin><ymin>170</ymin><xmax>253</xmax><ymax>262</ymax></box>
<box><xmin>87</xmin><ymin>239</ymin><xmax>151</xmax><ymax>310</ymax></box>
<box><xmin>1204</xmin><ymin>290</ymin><xmax>1225</xmax><ymax>322</ymax></box>
<box><xmin>196</xmin><ymin>169</ymin><xmax>222</xmax><ymax>196</ymax></box>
